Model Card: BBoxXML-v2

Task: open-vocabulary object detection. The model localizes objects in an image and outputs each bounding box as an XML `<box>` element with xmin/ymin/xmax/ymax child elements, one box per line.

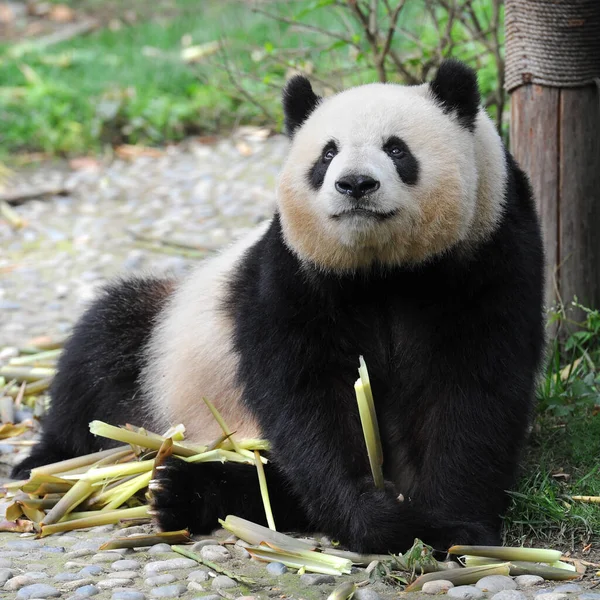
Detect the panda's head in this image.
<box><xmin>277</xmin><ymin>59</ymin><xmax>507</xmax><ymax>272</ymax></box>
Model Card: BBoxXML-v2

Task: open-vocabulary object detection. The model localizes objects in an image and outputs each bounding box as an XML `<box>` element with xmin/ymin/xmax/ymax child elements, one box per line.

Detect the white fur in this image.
<box><xmin>278</xmin><ymin>82</ymin><xmax>507</xmax><ymax>271</ymax></box>
<box><xmin>141</xmin><ymin>222</ymin><xmax>270</xmax><ymax>443</ymax></box>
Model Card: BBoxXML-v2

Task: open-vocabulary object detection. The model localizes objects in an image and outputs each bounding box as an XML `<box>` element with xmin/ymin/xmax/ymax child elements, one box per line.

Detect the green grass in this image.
<box><xmin>504</xmin><ymin>303</ymin><xmax>600</xmax><ymax>549</ymax></box>
<box><xmin>0</xmin><ymin>0</ymin><xmax>358</xmax><ymax>155</ymax></box>
<box><xmin>0</xmin><ymin>0</ymin><xmax>502</xmax><ymax>156</ymax></box>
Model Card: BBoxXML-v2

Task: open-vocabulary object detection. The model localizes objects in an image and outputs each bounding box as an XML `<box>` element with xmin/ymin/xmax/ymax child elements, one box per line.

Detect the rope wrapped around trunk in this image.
<box><xmin>505</xmin><ymin>0</ymin><xmax>600</xmax><ymax>92</ymax></box>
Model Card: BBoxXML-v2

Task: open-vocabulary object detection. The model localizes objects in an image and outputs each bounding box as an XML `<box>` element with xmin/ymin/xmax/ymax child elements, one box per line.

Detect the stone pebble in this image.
<box><xmin>448</xmin><ymin>585</ymin><xmax>485</xmax><ymax>599</ymax></box>
<box><xmin>354</xmin><ymin>589</ymin><xmax>384</xmax><ymax>600</ymax></box>
<box><xmin>423</xmin><ymin>580</ymin><xmax>455</xmax><ymax>594</ymax></box>
<box><xmin>112</xmin><ymin>592</ymin><xmax>146</xmax><ymax>600</ymax></box>
<box><xmin>514</xmin><ymin>575</ymin><xmax>544</xmax><ymax>588</ymax></box>
<box><xmin>108</xmin><ymin>571</ymin><xmax>140</xmax><ymax>580</ymax></box>
<box><xmin>66</xmin><ymin>561</ymin><xmax>93</xmax><ymax>570</ymax></box>
<box><xmin>5</xmin><ymin>575</ymin><xmax>33</xmax><ymax>590</ymax></box>
<box><xmin>27</xmin><ymin>571</ymin><xmax>49</xmax><ymax>580</ymax></box>
<box><xmin>6</xmin><ymin>540</ymin><xmax>40</xmax><ymax>551</ymax></box>
<box><xmin>112</xmin><ymin>559</ymin><xmax>142</xmax><ymax>571</ymax></box>
<box><xmin>536</xmin><ymin>594</ymin><xmax>569</xmax><ymax>600</ymax></box>
<box><xmin>150</xmin><ymin>583</ymin><xmax>188</xmax><ymax>597</ymax></box>
<box><xmin>92</xmin><ymin>552</ymin><xmax>124</xmax><ymax>563</ymax></box>
<box><xmin>200</xmin><ymin>544</ymin><xmax>231</xmax><ymax>562</ymax></box>
<box><xmin>145</xmin><ymin>574</ymin><xmax>177</xmax><ymax>586</ymax></box>
<box><xmin>147</xmin><ymin>544</ymin><xmax>172</xmax><ymax>555</ymax></box>
<box><xmin>0</xmin><ymin>559</ymin><xmax>12</xmax><ymax>569</ymax></box>
<box><xmin>579</xmin><ymin>595</ymin><xmax>600</xmax><ymax>600</ymax></box>
<box><xmin>61</xmin><ymin>579</ymin><xmax>95</xmax><ymax>591</ymax></box>
<box><xmin>194</xmin><ymin>596</ymin><xmax>220</xmax><ymax>600</ymax></box>
<box><xmin>55</xmin><ymin>572</ymin><xmax>82</xmax><ymax>581</ymax></box>
<box><xmin>0</xmin><ymin>551</ymin><xmax>26</xmax><ymax>559</ymax></box>
<box><xmin>491</xmin><ymin>591</ymin><xmax>527</xmax><ymax>600</ymax></box>
<box><xmin>97</xmin><ymin>578</ymin><xmax>134</xmax><ymax>589</ymax></box>
<box><xmin>0</xmin><ymin>568</ymin><xmax>14</xmax><ymax>585</ymax></box>
<box><xmin>144</xmin><ymin>557</ymin><xmax>197</xmax><ymax>574</ymax></box>
<box><xmin>266</xmin><ymin>562</ymin><xmax>288</xmax><ymax>575</ymax></box>
<box><xmin>554</xmin><ymin>586</ymin><xmax>583</xmax><ymax>594</ymax></box>
<box><xmin>191</xmin><ymin>539</ymin><xmax>219</xmax><ymax>551</ymax></box>
<box><xmin>79</xmin><ymin>565</ymin><xmax>104</xmax><ymax>577</ymax></box>
<box><xmin>212</xmin><ymin>575</ymin><xmax>239</xmax><ymax>590</ymax></box>
<box><xmin>41</xmin><ymin>546</ymin><xmax>66</xmax><ymax>553</ymax></box>
<box><xmin>476</xmin><ymin>575</ymin><xmax>517</xmax><ymax>593</ymax></box>
<box><xmin>300</xmin><ymin>573</ymin><xmax>336</xmax><ymax>586</ymax></box>
<box><xmin>16</xmin><ymin>583</ymin><xmax>61</xmax><ymax>599</ymax></box>
<box><xmin>74</xmin><ymin>584</ymin><xmax>100</xmax><ymax>597</ymax></box>
<box><xmin>188</xmin><ymin>581</ymin><xmax>206</xmax><ymax>593</ymax></box>
<box><xmin>188</xmin><ymin>570</ymin><xmax>210</xmax><ymax>582</ymax></box>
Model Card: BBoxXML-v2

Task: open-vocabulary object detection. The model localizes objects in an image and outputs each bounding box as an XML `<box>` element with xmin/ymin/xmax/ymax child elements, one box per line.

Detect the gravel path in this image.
<box><xmin>1</xmin><ymin>131</ymin><xmax>282</xmax><ymax>347</ymax></box>
<box><xmin>1</xmin><ymin>134</ymin><xmax>598</xmax><ymax>600</ymax></box>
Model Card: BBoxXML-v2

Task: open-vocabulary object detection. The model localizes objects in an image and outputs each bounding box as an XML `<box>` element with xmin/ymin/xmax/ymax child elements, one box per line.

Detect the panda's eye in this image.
<box><xmin>323</xmin><ymin>146</ymin><xmax>337</xmax><ymax>162</ymax></box>
<box><xmin>388</xmin><ymin>146</ymin><xmax>405</xmax><ymax>158</ymax></box>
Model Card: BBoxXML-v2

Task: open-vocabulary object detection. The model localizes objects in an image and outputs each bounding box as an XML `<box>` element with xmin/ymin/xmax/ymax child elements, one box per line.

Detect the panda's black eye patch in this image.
<box><xmin>383</xmin><ymin>136</ymin><xmax>419</xmax><ymax>186</ymax></box>
<box><xmin>308</xmin><ymin>140</ymin><xmax>338</xmax><ymax>190</ymax></box>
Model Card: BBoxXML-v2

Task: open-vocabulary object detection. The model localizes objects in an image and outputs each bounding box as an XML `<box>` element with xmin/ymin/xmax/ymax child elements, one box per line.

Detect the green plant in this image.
<box><xmin>539</xmin><ymin>300</ymin><xmax>600</xmax><ymax>417</ymax></box>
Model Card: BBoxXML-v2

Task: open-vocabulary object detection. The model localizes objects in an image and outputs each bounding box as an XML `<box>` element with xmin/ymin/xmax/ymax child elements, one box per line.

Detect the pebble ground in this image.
<box><xmin>1</xmin><ymin>134</ymin><xmax>598</xmax><ymax>599</ymax></box>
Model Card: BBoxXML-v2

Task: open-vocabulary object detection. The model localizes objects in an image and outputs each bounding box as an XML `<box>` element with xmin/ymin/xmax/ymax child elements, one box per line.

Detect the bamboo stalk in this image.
<box><xmin>40</xmin><ymin>505</ymin><xmax>150</xmax><ymax>536</ymax></box>
<box><xmin>100</xmin><ymin>530</ymin><xmax>191</xmax><ymax>550</ymax></box>
<box><xmin>449</xmin><ymin>545</ymin><xmax>563</xmax><ymax>563</ymax></box>
<box><xmin>0</xmin><ymin>366</ymin><xmax>55</xmax><ymax>382</ymax></box>
<box><xmin>30</xmin><ymin>447</ymin><xmax>130</xmax><ymax>477</ymax></box>
<box><xmin>41</xmin><ymin>478</ymin><xmax>94</xmax><ymax>526</ymax></box>
<box><xmin>202</xmin><ymin>397</ymin><xmax>242</xmax><ymax>453</ymax></box>
<box><xmin>355</xmin><ymin>358</ymin><xmax>384</xmax><ymax>490</ymax></box>
<box><xmin>102</xmin><ymin>471</ymin><xmax>153</xmax><ymax>511</ymax></box>
<box><xmin>89</xmin><ymin>421</ymin><xmax>201</xmax><ymax>457</ymax></box>
<box><xmin>254</xmin><ymin>450</ymin><xmax>276</xmax><ymax>531</ymax></box>
<box><xmin>9</xmin><ymin>349</ymin><xmax>62</xmax><ymax>366</ymax></box>
<box><xmin>61</xmin><ymin>460</ymin><xmax>154</xmax><ymax>482</ymax></box>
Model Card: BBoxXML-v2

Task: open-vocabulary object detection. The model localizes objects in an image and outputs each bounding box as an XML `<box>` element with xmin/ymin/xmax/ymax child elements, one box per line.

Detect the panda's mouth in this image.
<box><xmin>332</xmin><ymin>208</ymin><xmax>398</xmax><ymax>221</ymax></box>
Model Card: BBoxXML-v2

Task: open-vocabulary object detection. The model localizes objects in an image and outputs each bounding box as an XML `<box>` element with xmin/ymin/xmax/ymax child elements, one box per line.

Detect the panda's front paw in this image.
<box><xmin>149</xmin><ymin>457</ymin><xmax>218</xmax><ymax>534</ymax></box>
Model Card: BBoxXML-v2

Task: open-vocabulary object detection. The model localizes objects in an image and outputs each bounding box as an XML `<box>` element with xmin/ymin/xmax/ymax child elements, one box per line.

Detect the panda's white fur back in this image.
<box><xmin>141</xmin><ymin>222</ymin><xmax>270</xmax><ymax>442</ymax></box>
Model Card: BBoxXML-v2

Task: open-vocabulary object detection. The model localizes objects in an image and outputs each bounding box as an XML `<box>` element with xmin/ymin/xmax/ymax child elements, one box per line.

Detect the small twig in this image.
<box><xmin>9</xmin><ymin>19</ymin><xmax>99</xmax><ymax>58</ymax></box>
<box><xmin>0</xmin><ymin>186</ymin><xmax>70</xmax><ymax>207</ymax></box>
<box><xmin>251</xmin><ymin>6</ymin><xmax>360</xmax><ymax>49</ymax></box>
<box><xmin>216</xmin><ymin>40</ymin><xmax>276</xmax><ymax>123</ymax></box>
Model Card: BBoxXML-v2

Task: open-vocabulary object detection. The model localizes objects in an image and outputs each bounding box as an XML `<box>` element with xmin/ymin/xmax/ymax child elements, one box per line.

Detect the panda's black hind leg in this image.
<box><xmin>11</xmin><ymin>276</ymin><xmax>175</xmax><ymax>480</ymax></box>
<box><xmin>150</xmin><ymin>457</ymin><xmax>309</xmax><ymax>534</ymax></box>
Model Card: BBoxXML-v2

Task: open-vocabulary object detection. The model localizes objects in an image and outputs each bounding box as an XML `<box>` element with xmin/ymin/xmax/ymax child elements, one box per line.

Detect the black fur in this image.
<box><xmin>430</xmin><ymin>59</ymin><xmax>481</xmax><ymax>131</ymax></box>
<box><xmin>383</xmin><ymin>136</ymin><xmax>419</xmax><ymax>185</ymax></box>
<box><xmin>11</xmin><ymin>276</ymin><xmax>174</xmax><ymax>480</ymax></box>
<box><xmin>152</xmin><ymin>151</ymin><xmax>544</xmax><ymax>551</ymax></box>
<box><xmin>282</xmin><ymin>75</ymin><xmax>321</xmax><ymax>137</ymax></box>
<box><xmin>308</xmin><ymin>140</ymin><xmax>337</xmax><ymax>189</ymax></box>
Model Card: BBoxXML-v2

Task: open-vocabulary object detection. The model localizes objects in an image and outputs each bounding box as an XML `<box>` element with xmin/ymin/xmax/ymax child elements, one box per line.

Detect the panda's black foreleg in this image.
<box><xmin>11</xmin><ymin>276</ymin><xmax>175</xmax><ymax>480</ymax></box>
<box><xmin>150</xmin><ymin>457</ymin><xmax>309</xmax><ymax>534</ymax></box>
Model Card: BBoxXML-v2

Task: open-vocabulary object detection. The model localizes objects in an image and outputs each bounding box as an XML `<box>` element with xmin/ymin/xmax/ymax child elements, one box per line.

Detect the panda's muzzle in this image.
<box><xmin>335</xmin><ymin>174</ymin><xmax>380</xmax><ymax>199</ymax></box>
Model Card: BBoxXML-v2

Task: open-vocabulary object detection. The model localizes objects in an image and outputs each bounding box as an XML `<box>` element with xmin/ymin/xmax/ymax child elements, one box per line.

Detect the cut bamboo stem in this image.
<box><xmin>254</xmin><ymin>450</ymin><xmax>276</xmax><ymax>531</ymax></box>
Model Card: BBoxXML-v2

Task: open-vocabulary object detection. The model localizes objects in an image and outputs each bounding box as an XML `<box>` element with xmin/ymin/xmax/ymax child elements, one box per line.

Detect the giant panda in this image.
<box><xmin>12</xmin><ymin>59</ymin><xmax>545</xmax><ymax>554</ymax></box>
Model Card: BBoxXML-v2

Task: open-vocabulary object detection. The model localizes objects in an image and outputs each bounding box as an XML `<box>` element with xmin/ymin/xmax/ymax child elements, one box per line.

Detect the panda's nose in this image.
<box><xmin>335</xmin><ymin>175</ymin><xmax>380</xmax><ymax>199</ymax></box>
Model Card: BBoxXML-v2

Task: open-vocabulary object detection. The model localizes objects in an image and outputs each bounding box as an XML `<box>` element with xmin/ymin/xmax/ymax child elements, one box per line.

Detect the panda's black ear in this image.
<box><xmin>282</xmin><ymin>75</ymin><xmax>321</xmax><ymax>137</ymax></box>
<box><xmin>430</xmin><ymin>59</ymin><xmax>480</xmax><ymax>131</ymax></box>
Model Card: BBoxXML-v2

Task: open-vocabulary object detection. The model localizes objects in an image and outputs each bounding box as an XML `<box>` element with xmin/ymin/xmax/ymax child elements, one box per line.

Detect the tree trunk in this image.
<box><xmin>506</xmin><ymin>0</ymin><xmax>600</xmax><ymax>316</ymax></box>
